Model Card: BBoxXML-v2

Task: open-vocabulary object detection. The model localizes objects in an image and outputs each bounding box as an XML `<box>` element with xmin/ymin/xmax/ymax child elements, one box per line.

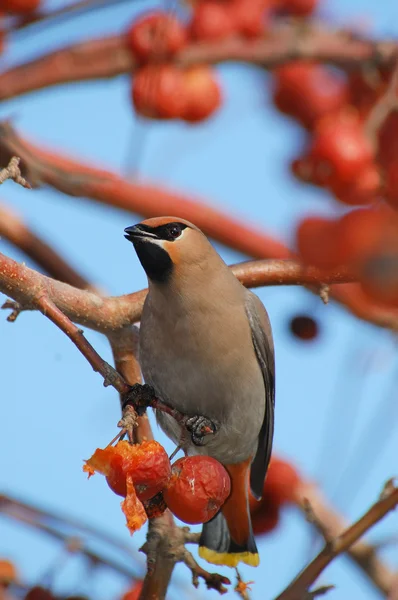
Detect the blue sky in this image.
<box><xmin>1</xmin><ymin>1</ymin><xmax>398</xmax><ymax>599</ymax></box>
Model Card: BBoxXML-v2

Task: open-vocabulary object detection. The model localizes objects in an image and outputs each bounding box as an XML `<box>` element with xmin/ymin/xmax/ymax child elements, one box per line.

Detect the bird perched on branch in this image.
<box><xmin>124</xmin><ymin>216</ymin><xmax>275</xmax><ymax>568</ymax></box>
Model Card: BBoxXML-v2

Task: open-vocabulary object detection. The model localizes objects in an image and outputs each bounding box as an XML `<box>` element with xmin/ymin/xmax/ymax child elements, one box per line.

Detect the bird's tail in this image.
<box><xmin>198</xmin><ymin>459</ymin><xmax>259</xmax><ymax>568</ymax></box>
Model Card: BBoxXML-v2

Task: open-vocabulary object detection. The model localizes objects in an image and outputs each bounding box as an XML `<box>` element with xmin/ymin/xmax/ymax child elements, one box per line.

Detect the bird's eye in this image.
<box><xmin>168</xmin><ymin>224</ymin><xmax>182</xmax><ymax>239</ymax></box>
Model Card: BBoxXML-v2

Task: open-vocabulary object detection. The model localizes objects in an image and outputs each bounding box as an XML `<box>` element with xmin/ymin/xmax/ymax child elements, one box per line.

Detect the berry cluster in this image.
<box><xmin>126</xmin><ymin>0</ymin><xmax>319</xmax><ymax>123</ymax></box>
<box><xmin>84</xmin><ymin>441</ymin><xmax>230</xmax><ymax>532</ymax></box>
<box><xmin>271</xmin><ymin>58</ymin><xmax>398</xmax><ymax>306</ymax></box>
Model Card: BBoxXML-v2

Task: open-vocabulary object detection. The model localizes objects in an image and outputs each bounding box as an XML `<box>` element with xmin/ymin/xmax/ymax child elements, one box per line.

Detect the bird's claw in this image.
<box><xmin>121</xmin><ymin>383</ymin><xmax>156</xmax><ymax>416</ymax></box>
<box><xmin>185</xmin><ymin>415</ymin><xmax>219</xmax><ymax>446</ymax></box>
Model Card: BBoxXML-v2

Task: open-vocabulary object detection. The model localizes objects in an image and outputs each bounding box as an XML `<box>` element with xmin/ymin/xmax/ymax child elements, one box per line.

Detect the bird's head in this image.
<box><xmin>124</xmin><ymin>216</ymin><xmax>208</xmax><ymax>283</ymax></box>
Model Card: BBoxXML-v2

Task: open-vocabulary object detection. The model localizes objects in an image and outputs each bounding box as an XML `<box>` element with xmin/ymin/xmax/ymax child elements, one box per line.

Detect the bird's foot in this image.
<box><xmin>121</xmin><ymin>383</ymin><xmax>156</xmax><ymax>416</ymax></box>
<box><xmin>185</xmin><ymin>415</ymin><xmax>219</xmax><ymax>446</ymax></box>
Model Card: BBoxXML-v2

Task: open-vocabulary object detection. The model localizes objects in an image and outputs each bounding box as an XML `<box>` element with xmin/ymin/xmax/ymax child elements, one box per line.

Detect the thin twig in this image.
<box><xmin>295</xmin><ymin>481</ymin><xmax>397</xmax><ymax>595</ymax></box>
<box><xmin>365</xmin><ymin>57</ymin><xmax>398</xmax><ymax>144</ymax></box>
<box><xmin>276</xmin><ymin>481</ymin><xmax>398</xmax><ymax>600</ymax></box>
<box><xmin>0</xmin><ymin>203</ymin><xmax>96</xmax><ymax>290</ymax></box>
<box><xmin>10</xmin><ymin>0</ymin><xmax>132</xmax><ymax>33</ymax></box>
<box><xmin>0</xmin><ymin>156</ymin><xmax>31</xmax><ymax>188</ymax></box>
<box><xmin>35</xmin><ymin>293</ymin><xmax>128</xmax><ymax>394</ymax></box>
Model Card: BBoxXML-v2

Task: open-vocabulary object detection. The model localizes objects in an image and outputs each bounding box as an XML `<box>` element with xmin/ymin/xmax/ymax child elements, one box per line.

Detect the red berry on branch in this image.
<box><xmin>132</xmin><ymin>65</ymin><xmax>187</xmax><ymax>120</ymax></box>
<box><xmin>307</xmin><ymin>112</ymin><xmax>374</xmax><ymax>186</ymax></box>
<box><xmin>310</xmin><ymin>113</ymin><xmax>374</xmax><ymax>185</ymax></box>
<box><xmin>334</xmin><ymin>207</ymin><xmax>389</xmax><ymax>265</ymax></box>
<box><xmin>126</xmin><ymin>12</ymin><xmax>187</xmax><ymax>62</ymax></box>
<box><xmin>276</xmin><ymin>0</ymin><xmax>318</xmax><ymax>16</ymax></box>
<box><xmin>378</xmin><ymin>112</ymin><xmax>398</xmax><ymax>168</ymax></box>
<box><xmin>330</xmin><ymin>163</ymin><xmax>381</xmax><ymax>206</ymax></box>
<box><xmin>263</xmin><ymin>456</ymin><xmax>301</xmax><ymax>503</ymax></box>
<box><xmin>182</xmin><ymin>66</ymin><xmax>222</xmax><ymax>122</ymax></box>
<box><xmin>289</xmin><ymin>315</ymin><xmax>319</xmax><ymax>341</ymax></box>
<box><xmin>250</xmin><ymin>492</ymin><xmax>280</xmax><ymax>535</ymax></box>
<box><xmin>163</xmin><ymin>456</ymin><xmax>231</xmax><ymax>524</ymax></box>
<box><xmin>84</xmin><ymin>440</ymin><xmax>171</xmax><ymax>502</ymax></box>
<box><xmin>296</xmin><ymin>216</ymin><xmax>342</xmax><ymax>270</ymax></box>
<box><xmin>273</xmin><ymin>62</ymin><xmax>348</xmax><ymax>129</ymax></box>
<box><xmin>0</xmin><ymin>0</ymin><xmax>40</xmax><ymax>12</ymax></box>
<box><xmin>231</xmin><ymin>0</ymin><xmax>269</xmax><ymax>39</ymax></box>
<box><xmin>190</xmin><ymin>1</ymin><xmax>236</xmax><ymax>41</ymax></box>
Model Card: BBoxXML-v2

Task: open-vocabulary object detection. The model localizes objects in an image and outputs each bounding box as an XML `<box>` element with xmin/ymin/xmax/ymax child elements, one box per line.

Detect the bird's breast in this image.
<box><xmin>139</xmin><ymin>297</ymin><xmax>265</xmax><ymax>447</ymax></box>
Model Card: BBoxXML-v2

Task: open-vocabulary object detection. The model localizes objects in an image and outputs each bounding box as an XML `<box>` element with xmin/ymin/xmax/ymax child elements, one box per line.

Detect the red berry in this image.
<box><xmin>232</xmin><ymin>0</ymin><xmax>269</xmax><ymax>38</ymax></box>
<box><xmin>276</xmin><ymin>0</ymin><xmax>318</xmax><ymax>16</ymax></box>
<box><xmin>250</xmin><ymin>493</ymin><xmax>280</xmax><ymax>535</ymax></box>
<box><xmin>335</xmin><ymin>208</ymin><xmax>389</xmax><ymax>266</ymax></box>
<box><xmin>190</xmin><ymin>1</ymin><xmax>236</xmax><ymax>41</ymax></box>
<box><xmin>85</xmin><ymin>440</ymin><xmax>171</xmax><ymax>502</ymax></box>
<box><xmin>273</xmin><ymin>62</ymin><xmax>348</xmax><ymax>129</ymax></box>
<box><xmin>378</xmin><ymin>112</ymin><xmax>398</xmax><ymax>168</ymax></box>
<box><xmin>264</xmin><ymin>456</ymin><xmax>301</xmax><ymax>504</ymax></box>
<box><xmin>308</xmin><ymin>112</ymin><xmax>374</xmax><ymax>186</ymax></box>
<box><xmin>289</xmin><ymin>315</ymin><xmax>319</xmax><ymax>341</ymax></box>
<box><xmin>126</xmin><ymin>12</ymin><xmax>187</xmax><ymax>62</ymax></box>
<box><xmin>331</xmin><ymin>163</ymin><xmax>381</xmax><ymax>206</ymax></box>
<box><xmin>163</xmin><ymin>456</ymin><xmax>231</xmax><ymax>524</ymax></box>
<box><xmin>0</xmin><ymin>0</ymin><xmax>40</xmax><ymax>12</ymax></box>
<box><xmin>132</xmin><ymin>65</ymin><xmax>186</xmax><ymax>120</ymax></box>
<box><xmin>296</xmin><ymin>216</ymin><xmax>342</xmax><ymax>270</ymax></box>
<box><xmin>384</xmin><ymin>159</ymin><xmax>398</xmax><ymax>208</ymax></box>
<box><xmin>182</xmin><ymin>66</ymin><xmax>222</xmax><ymax>122</ymax></box>
<box><xmin>105</xmin><ymin>454</ymin><xmax>126</xmax><ymax>497</ymax></box>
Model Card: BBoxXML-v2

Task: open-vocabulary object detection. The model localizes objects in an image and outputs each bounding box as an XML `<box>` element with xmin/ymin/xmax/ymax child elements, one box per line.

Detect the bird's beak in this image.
<box><xmin>124</xmin><ymin>225</ymin><xmax>157</xmax><ymax>242</ymax></box>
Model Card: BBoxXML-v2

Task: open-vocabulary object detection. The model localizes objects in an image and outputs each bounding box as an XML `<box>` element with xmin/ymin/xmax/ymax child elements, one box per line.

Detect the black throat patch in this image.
<box><xmin>133</xmin><ymin>240</ymin><xmax>173</xmax><ymax>283</ymax></box>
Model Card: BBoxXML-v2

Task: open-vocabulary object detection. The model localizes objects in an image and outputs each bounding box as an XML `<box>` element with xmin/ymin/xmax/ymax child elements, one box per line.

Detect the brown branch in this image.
<box><xmin>296</xmin><ymin>483</ymin><xmax>396</xmax><ymax>596</ymax></box>
<box><xmin>0</xmin><ymin>122</ymin><xmax>291</xmax><ymax>260</ymax></box>
<box><xmin>365</xmin><ymin>57</ymin><xmax>398</xmax><ymax>143</ymax></box>
<box><xmin>10</xmin><ymin>0</ymin><xmax>132</xmax><ymax>32</ymax></box>
<box><xmin>0</xmin><ymin>494</ymin><xmax>143</xmax><ymax>580</ymax></box>
<box><xmin>0</xmin><ymin>249</ymin><xmax>359</xmax><ymax>330</ymax></box>
<box><xmin>276</xmin><ymin>480</ymin><xmax>398</xmax><ymax>600</ymax></box>
<box><xmin>0</xmin><ymin>203</ymin><xmax>96</xmax><ymax>290</ymax></box>
<box><xmin>0</xmin><ymin>156</ymin><xmax>31</xmax><ymax>188</ymax></box>
<box><xmin>2</xmin><ymin>125</ymin><xmax>398</xmax><ymax>331</ymax></box>
<box><xmin>2</xmin><ymin>246</ymin><xmax>398</xmax><ymax>333</ymax></box>
<box><xmin>0</xmin><ymin>25</ymin><xmax>397</xmax><ymax>101</ymax></box>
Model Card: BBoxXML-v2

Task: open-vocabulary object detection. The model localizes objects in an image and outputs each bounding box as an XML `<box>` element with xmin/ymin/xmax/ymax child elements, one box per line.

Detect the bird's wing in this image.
<box><xmin>245</xmin><ymin>290</ymin><xmax>275</xmax><ymax>500</ymax></box>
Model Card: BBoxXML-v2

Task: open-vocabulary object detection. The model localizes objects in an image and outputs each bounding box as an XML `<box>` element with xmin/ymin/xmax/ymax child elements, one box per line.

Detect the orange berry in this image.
<box><xmin>182</xmin><ymin>66</ymin><xmax>222</xmax><ymax>122</ymax></box>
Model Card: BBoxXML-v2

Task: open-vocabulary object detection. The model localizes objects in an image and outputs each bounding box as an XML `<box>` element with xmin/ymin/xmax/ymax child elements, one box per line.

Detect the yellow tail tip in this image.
<box><xmin>198</xmin><ymin>546</ymin><xmax>259</xmax><ymax>568</ymax></box>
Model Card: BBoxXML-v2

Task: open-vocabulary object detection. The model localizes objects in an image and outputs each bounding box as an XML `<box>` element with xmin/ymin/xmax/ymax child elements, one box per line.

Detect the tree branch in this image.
<box><xmin>0</xmin><ymin>202</ymin><xmax>96</xmax><ymax>290</ymax></box>
<box><xmin>296</xmin><ymin>482</ymin><xmax>397</xmax><ymax>596</ymax></box>
<box><xmin>0</xmin><ymin>25</ymin><xmax>397</xmax><ymax>101</ymax></box>
<box><xmin>0</xmin><ymin>122</ymin><xmax>291</xmax><ymax>260</ymax></box>
<box><xmin>276</xmin><ymin>480</ymin><xmax>398</xmax><ymax>600</ymax></box>
<box><xmin>1</xmin><ymin>126</ymin><xmax>397</xmax><ymax>331</ymax></box>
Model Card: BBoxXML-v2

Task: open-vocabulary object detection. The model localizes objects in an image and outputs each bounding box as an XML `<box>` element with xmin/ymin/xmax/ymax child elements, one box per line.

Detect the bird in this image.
<box><xmin>124</xmin><ymin>216</ymin><xmax>275</xmax><ymax>568</ymax></box>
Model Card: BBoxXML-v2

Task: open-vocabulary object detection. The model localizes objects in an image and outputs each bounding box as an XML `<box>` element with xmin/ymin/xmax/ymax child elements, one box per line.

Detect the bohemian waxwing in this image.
<box><xmin>124</xmin><ymin>216</ymin><xmax>275</xmax><ymax>568</ymax></box>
